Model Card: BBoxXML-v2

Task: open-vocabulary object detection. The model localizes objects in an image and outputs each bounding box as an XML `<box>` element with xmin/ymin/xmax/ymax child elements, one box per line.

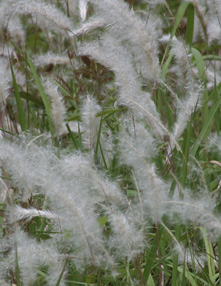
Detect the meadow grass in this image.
<box><xmin>0</xmin><ymin>0</ymin><xmax>220</xmax><ymax>285</ymax></box>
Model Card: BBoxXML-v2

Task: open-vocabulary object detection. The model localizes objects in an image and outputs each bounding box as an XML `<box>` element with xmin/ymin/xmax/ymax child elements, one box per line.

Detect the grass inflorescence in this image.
<box><xmin>0</xmin><ymin>0</ymin><xmax>220</xmax><ymax>285</ymax></box>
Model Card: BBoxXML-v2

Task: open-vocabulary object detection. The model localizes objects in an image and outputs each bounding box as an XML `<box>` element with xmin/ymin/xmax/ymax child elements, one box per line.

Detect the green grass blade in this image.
<box><xmin>192</xmin><ymin>47</ymin><xmax>208</xmax><ymax>126</ymax></box>
<box><xmin>161</xmin><ymin>51</ymin><xmax>173</xmax><ymax>79</ymax></box>
<box><xmin>177</xmin><ymin>266</ymin><xmax>198</xmax><ymax>286</ymax></box>
<box><xmin>146</xmin><ymin>273</ymin><xmax>155</xmax><ymax>286</ymax></box>
<box><xmin>181</xmin><ymin>263</ymin><xmax>186</xmax><ymax>286</ymax></box>
<box><xmin>218</xmin><ymin>238</ymin><xmax>221</xmax><ymax>286</ymax></box>
<box><xmin>186</xmin><ymin>3</ymin><xmax>194</xmax><ymax>45</ymax></box>
<box><xmin>191</xmin><ymin>48</ymin><xmax>206</xmax><ymax>82</ymax></box>
<box><xmin>191</xmin><ymin>85</ymin><xmax>221</xmax><ymax>157</ymax></box>
<box><xmin>0</xmin><ymin>128</ymin><xmax>17</xmax><ymax>136</ymax></box>
<box><xmin>94</xmin><ymin>117</ymin><xmax>103</xmax><ymax>162</ymax></box>
<box><xmin>98</xmin><ymin>141</ymin><xmax>108</xmax><ymax>169</ymax></box>
<box><xmin>56</xmin><ymin>259</ymin><xmax>68</xmax><ymax>286</ymax></box>
<box><xmin>20</xmin><ymin>91</ymin><xmax>44</xmax><ymax>107</ymax></box>
<box><xmin>26</xmin><ymin>52</ymin><xmax>55</xmax><ymax>139</ymax></box>
<box><xmin>143</xmin><ymin>225</ymin><xmax>163</xmax><ymax>284</ymax></box>
<box><xmin>172</xmin><ymin>225</ymin><xmax>181</xmax><ymax>286</ymax></box>
<box><xmin>200</xmin><ymin>228</ymin><xmax>216</xmax><ymax>285</ymax></box>
<box><xmin>161</xmin><ymin>1</ymin><xmax>189</xmax><ymax>65</ymax></box>
<box><xmin>10</xmin><ymin>63</ymin><xmax>26</xmax><ymax>131</ymax></box>
<box><xmin>66</xmin><ymin>123</ymin><xmax>79</xmax><ymax>149</ymax></box>
<box><xmin>16</xmin><ymin>255</ymin><xmax>21</xmax><ymax>286</ymax></box>
<box><xmin>171</xmin><ymin>2</ymin><xmax>189</xmax><ymax>40</ymax></box>
<box><xmin>202</xmin><ymin>55</ymin><xmax>221</xmax><ymax>61</ymax></box>
<box><xmin>180</xmin><ymin>121</ymin><xmax>192</xmax><ymax>187</ymax></box>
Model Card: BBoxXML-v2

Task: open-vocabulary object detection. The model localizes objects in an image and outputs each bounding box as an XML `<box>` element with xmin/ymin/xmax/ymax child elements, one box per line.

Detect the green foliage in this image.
<box><xmin>0</xmin><ymin>0</ymin><xmax>220</xmax><ymax>285</ymax></box>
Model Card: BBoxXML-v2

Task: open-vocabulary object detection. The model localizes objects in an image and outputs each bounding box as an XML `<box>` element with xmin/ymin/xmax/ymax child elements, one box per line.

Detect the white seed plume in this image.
<box><xmin>81</xmin><ymin>96</ymin><xmax>101</xmax><ymax>157</ymax></box>
<box><xmin>79</xmin><ymin>0</ymin><xmax>88</xmax><ymax>22</ymax></box>
<box><xmin>0</xmin><ymin>59</ymin><xmax>11</xmax><ymax>106</ymax></box>
<box><xmin>79</xmin><ymin>35</ymin><xmax>166</xmax><ymax>138</ymax></box>
<box><xmin>33</xmin><ymin>52</ymin><xmax>70</xmax><ymax>67</ymax></box>
<box><xmin>11</xmin><ymin>205</ymin><xmax>58</xmax><ymax>222</ymax></box>
<box><xmin>90</xmin><ymin>0</ymin><xmax>161</xmax><ymax>82</ymax></box>
<box><xmin>15</xmin><ymin>0</ymin><xmax>74</xmax><ymax>31</ymax></box>
<box><xmin>44</xmin><ymin>80</ymin><xmax>67</xmax><ymax>137</ymax></box>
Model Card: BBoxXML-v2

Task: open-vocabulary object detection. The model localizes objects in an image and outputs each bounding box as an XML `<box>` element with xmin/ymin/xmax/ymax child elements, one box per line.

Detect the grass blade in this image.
<box><xmin>186</xmin><ymin>3</ymin><xmax>194</xmax><ymax>45</ymax></box>
<box><xmin>94</xmin><ymin>116</ymin><xmax>103</xmax><ymax>162</ymax></box>
<box><xmin>161</xmin><ymin>1</ymin><xmax>189</xmax><ymax>65</ymax></box>
<box><xmin>191</xmin><ymin>48</ymin><xmax>206</xmax><ymax>82</ymax></box>
<box><xmin>10</xmin><ymin>63</ymin><xmax>26</xmax><ymax>131</ymax></box>
<box><xmin>191</xmin><ymin>84</ymin><xmax>221</xmax><ymax>157</ymax></box>
<box><xmin>26</xmin><ymin>52</ymin><xmax>55</xmax><ymax>140</ymax></box>
<box><xmin>66</xmin><ymin>123</ymin><xmax>79</xmax><ymax>149</ymax></box>
<box><xmin>143</xmin><ymin>225</ymin><xmax>163</xmax><ymax>284</ymax></box>
<box><xmin>218</xmin><ymin>238</ymin><xmax>221</xmax><ymax>286</ymax></box>
<box><xmin>200</xmin><ymin>228</ymin><xmax>216</xmax><ymax>285</ymax></box>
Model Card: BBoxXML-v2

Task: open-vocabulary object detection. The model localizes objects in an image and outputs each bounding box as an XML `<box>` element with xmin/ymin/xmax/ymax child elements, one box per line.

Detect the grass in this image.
<box><xmin>0</xmin><ymin>0</ymin><xmax>220</xmax><ymax>285</ymax></box>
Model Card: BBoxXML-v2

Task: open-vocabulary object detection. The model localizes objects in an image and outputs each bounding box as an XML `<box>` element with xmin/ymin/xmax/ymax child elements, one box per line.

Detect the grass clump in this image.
<box><xmin>0</xmin><ymin>0</ymin><xmax>220</xmax><ymax>285</ymax></box>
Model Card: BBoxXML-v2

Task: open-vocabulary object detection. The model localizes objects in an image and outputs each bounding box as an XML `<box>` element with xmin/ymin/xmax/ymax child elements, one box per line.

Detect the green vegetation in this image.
<box><xmin>0</xmin><ymin>0</ymin><xmax>220</xmax><ymax>285</ymax></box>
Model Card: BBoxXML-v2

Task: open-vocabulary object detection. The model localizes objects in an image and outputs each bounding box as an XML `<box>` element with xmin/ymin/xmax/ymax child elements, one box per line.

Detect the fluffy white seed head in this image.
<box><xmin>79</xmin><ymin>35</ymin><xmax>166</xmax><ymax>138</ymax></box>
<box><xmin>44</xmin><ymin>80</ymin><xmax>67</xmax><ymax>137</ymax></box>
<box><xmin>173</xmin><ymin>244</ymin><xmax>207</xmax><ymax>272</ymax></box>
<box><xmin>81</xmin><ymin>95</ymin><xmax>101</xmax><ymax>157</ymax></box>
<box><xmin>91</xmin><ymin>0</ymin><xmax>161</xmax><ymax>82</ymax></box>
<box><xmin>107</xmin><ymin>209</ymin><xmax>145</xmax><ymax>260</ymax></box>
<box><xmin>33</xmin><ymin>52</ymin><xmax>70</xmax><ymax>67</ymax></box>
<box><xmin>79</xmin><ymin>0</ymin><xmax>88</xmax><ymax>22</ymax></box>
<box><xmin>0</xmin><ymin>59</ymin><xmax>11</xmax><ymax>107</ymax></box>
<box><xmin>15</xmin><ymin>0</ymin><xmax>74</xmax><ymax>31</ymax></box>
<box><xmin>207</xmin><ymin>133</ymin><xmax>221</xmax><ymax>154</ymax></box>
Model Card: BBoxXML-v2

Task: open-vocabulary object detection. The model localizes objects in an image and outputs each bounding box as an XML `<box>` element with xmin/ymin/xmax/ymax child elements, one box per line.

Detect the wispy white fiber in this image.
<box><xmin>187</xmin><ymin>0</ymin><xmax>221</xmax><ymax>44</ymax></box>
<box><xmin>79</xmin><ymin>35</ymin><xmax>166</xmax><ymax>138</ymax></box>
<box><xmin>173</xmin><ymin>244</ymin><xmax>206</xmax><ymax>272</ymax></box>
<box><xmin>71</xmin><ymin>18</ymin><xmax>105</xmax><ymax>36</ymax></box>
<box><xmin>0</xmin><ymin>137</ymin><xmax>115</xmax><ymax>269</ymax></box>
<box><xmin>207</xmin><ymin>133</ymin><xmax>221</xmax><ymax>153</ymax></box>
<box><xmin>169</xmin><ymin>39</ymin><xmax>203</xmax><ymax>151</ymax></box>
<box><xmin>44</xmin><ymin>80</ymin><xmax>67</xmax><ymax>137</ymax></box>
<box><xmin>15</xmin><ymin>0</ymin><xmax>74</xmax><ymax>31</ymax></box>
<box><xmin>207</xmin><ymin>0</ymin><xmax>221</xmax><ymax>43</ymax></box>
<box><xmin>81</xmin><ymin>96</ymin><xmax>101</xmax><ymax>157</ymax></box>
<box><xmin>65</xmin><ymin>0</ymin><xmax>78</xmax><ymax>18</ymax></box>
<box><xmin>0</xmin><ymin>0</ymin><xmax>25</xmax><ymax>44</ymax></box>
<box><xmin>0</xmin><ymin>59</ymin><xmax>11</xmax><ymax>106</ymax></box>
<box><xmin>33</xmin><ymin>52</ymin><xmax>70</xmax><ymax>67</ymax></box>
<box><xmin>61</xmin><ymin>153</ymin><xmax>126</xmax><ymax>206</ymax></box>
<box><xmin>0</xmin><ymin>0</ymin><xmax>16</xmax><ymax>28</ymax></box>
<box><xmin>0</xmin><ymin>187</ymin><xmax>7</xmax><ymax>204</ymax></box>
<box><xmin>90</xmin><ymin>0</ymin><xmax>161</xmax><ymax>82</ymax></box>
<box><xmin>171</xmin><ymin>38</ymin><xmax>193</xmax><ymax>90</ymax></box>
<box><xmin>79</xmin><ymin>0</ymin><xmax>88</xmax><ymax>22</ymax></box>
<box><xmin>119</xmin><ymin>120</ymin><xmax>169</xmax><ymax>221</ymax></box>
<box><xmin>0</xmin><ymin>280</ymin><xmax>10</xmax><ymax>286</ymax></box>
<box><xmin>12</xmin><ymin>205</ymin><xmax>58</xmax><ymax>222</ymax></box>
<box><xmin>107</xmin><ymin>210</ymin><xmax>145</xmax><ymax>260</ymax></box>
<box><xmin>164</xmin><ymin>190</ymin><xmax>221</xmax><ymax>240</ymax></box>
<box><xmin>169</xmin><ymin>83</ymin><xmax>202</xmax><ymax>151</ymax></box>
<box><xmin>12</xmin><ymin>230</ymin><xmax>65</xmax><ymax>286</ymax></box>
<box><xmin>7</xmin><ymin>16</ymin><xmax>26</xmax><ymax>44</ymax></box>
